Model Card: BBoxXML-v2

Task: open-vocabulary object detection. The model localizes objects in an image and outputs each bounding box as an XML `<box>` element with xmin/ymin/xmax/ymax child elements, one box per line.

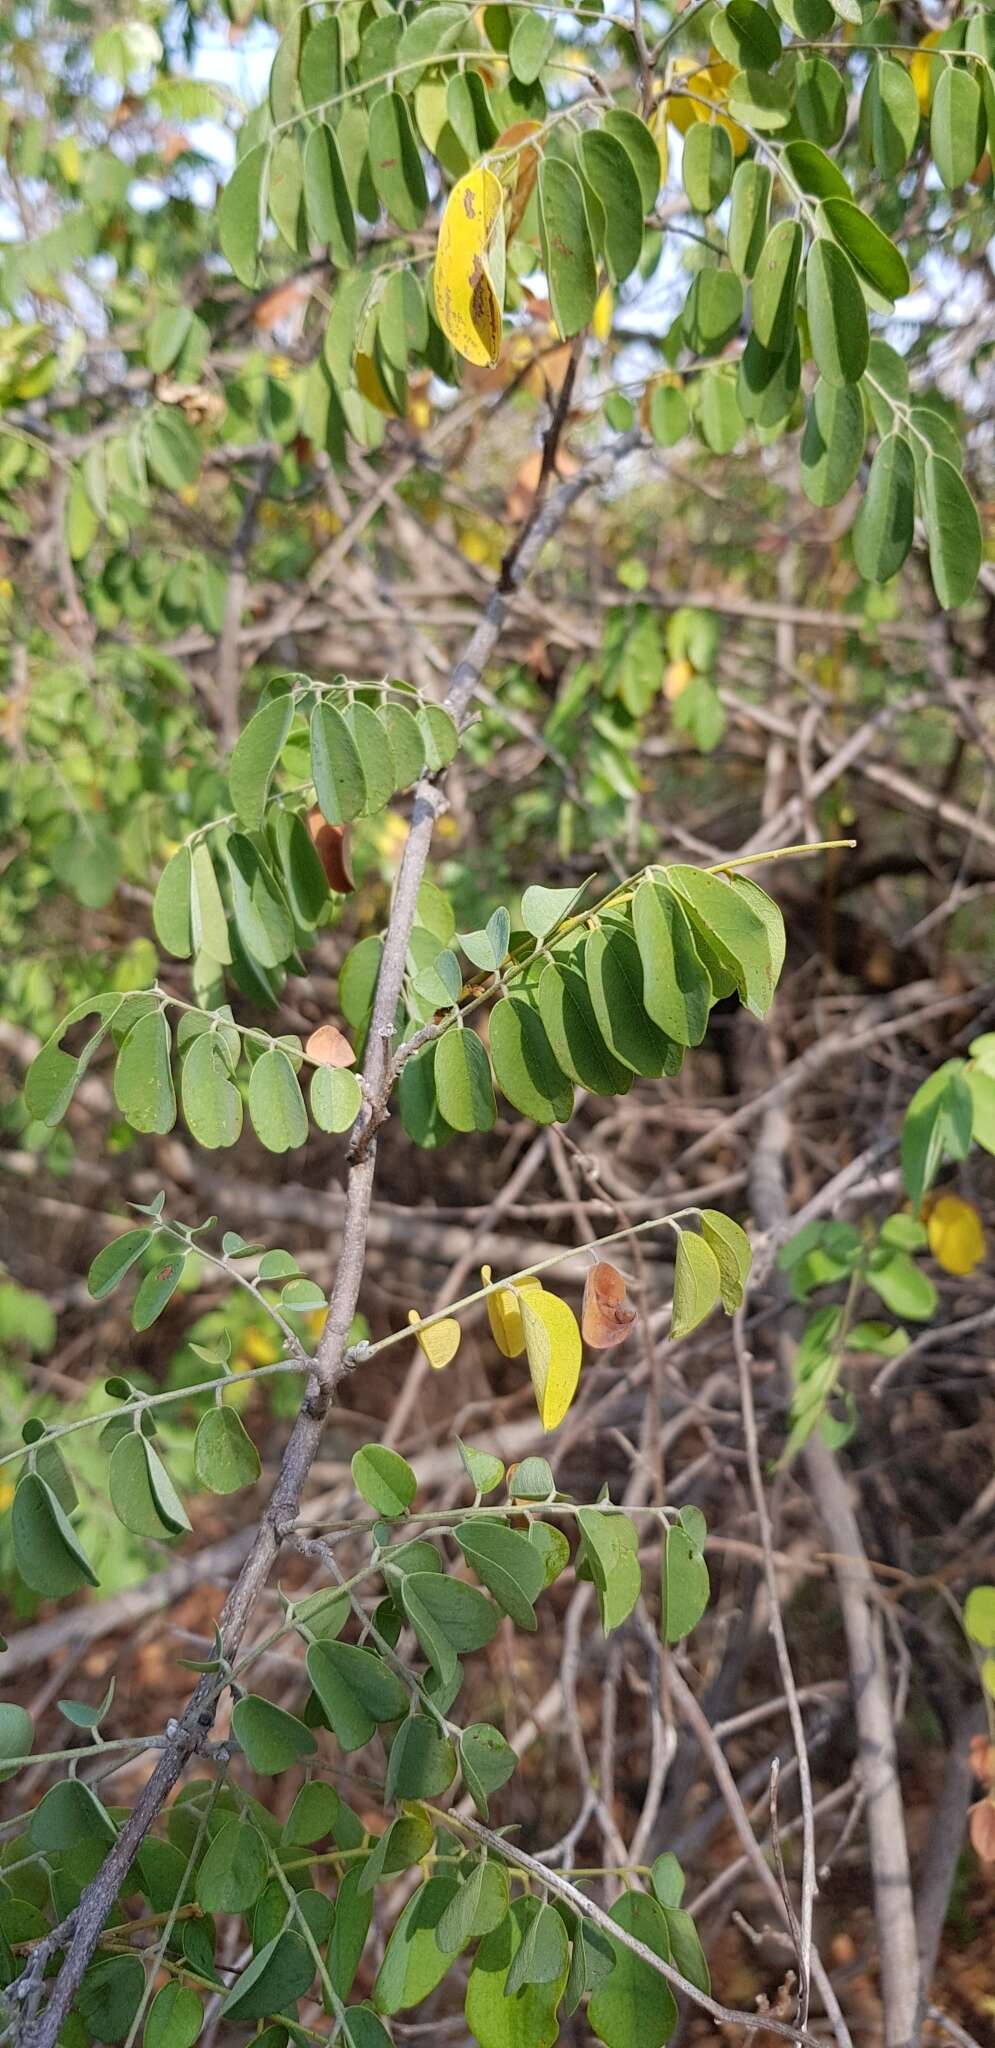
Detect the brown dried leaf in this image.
<box><xmin>581</xmin><ymin>1261</ymin><xmax>637</xmax><ymax>1350</ymax></box>
<box><xmin>306</xmin><ymin>809</ymin><xmax>354</xmax><ymax>894</ymax></box>
<box><xmin>305</xmin><ymin>1024</ymin><xmax>356</xmax><ymax>1068</ymax></box>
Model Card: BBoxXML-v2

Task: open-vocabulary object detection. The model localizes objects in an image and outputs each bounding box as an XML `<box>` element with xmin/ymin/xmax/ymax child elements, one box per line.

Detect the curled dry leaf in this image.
<box><xmin>407</xmin><ymin>1309</ymin><xmax>461</xmax><ymax>1370</ymax></box>
<box><xmin>306</xmin><ymin>808</ymin><xmax>354</xmax><ymax>893</ymax></box>
<box><xmin>969</xmin><ymin>1796</ymin><xmax>995</xmax><ymax>1862</ymax></box>
<box><xmin>305</xmin><ymin>1024</ymin><xmax>355</xmax><ymax>1069</ymax></box>
<box><xmin>581</xmin><ymin>1261</ymin><xmax>637</xmax><ymax>1349</ymax></box>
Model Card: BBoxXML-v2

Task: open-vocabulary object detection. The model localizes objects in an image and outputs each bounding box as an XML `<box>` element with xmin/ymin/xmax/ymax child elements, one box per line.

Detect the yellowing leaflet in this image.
<box><xmin>408</xmin><ymin>1308</ymin><xmax>461</xmax><ymax>1368</ymax></box>
<box><xmin>519</xmin><ymin>1287</ymin><xmax>582</xmax><ymax>1431</ymax></box>
<box><xmin>482</xmin><ymin>1263</ymin><xmax>541</xmax><ymax>1358</ymax></box>
<box><xmin>435</xmin><ymin>166</ymin><xmax>506</xmax><ymax>368</ymax></box>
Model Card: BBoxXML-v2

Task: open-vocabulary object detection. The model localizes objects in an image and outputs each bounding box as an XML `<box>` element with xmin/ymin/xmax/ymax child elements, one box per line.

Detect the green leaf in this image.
<box><xmin>373</xmin><ymin>1875</ymin><xmax>464</xmax><ymax>2014</ymax></box>
<box><xmin>226</xmin><ymin>834</ymin><xmax>294</xmax><ymax>969</ymax></box>
<box><xmin>358</xmin><ymin>1808</ymin><xmax>434</xmax><ymax>1895</ymax></box>
<box><xmin>806</xmin><ymin>238</ymin><xmax>868</xmax><ymax>386</ymax></box>
<box><xmin>671</xmin><ymin>1229</ymin><xmax>722</xmax><ymax>1339</ymax></box>
<box><xmin>587</xmin><ymin>1892</ymin><xmax>677</xmax><ymax>2048</ymax></box>
<box><xmin>584</xmin><ymin>926</ymin><xmax>681</xmax><ymax>1077</ymax></box>
<box><xmin>30</xmin><ymin>1777</ymin><xmax>114</xmax><ymax>1851</ymax></box>
<box><xmin>113</xmin><ymin>1010</ymin><xmax>176</xmax><ymax>1135</ymax></box>
<box><xmin>863</xmin><ymin>56</ymin><xmax>920</xmax><ymax>177</ymax></box>
<box><xmin>12</xmin><ymin>1471</ymin><xmax>99</xmax><ymax>1595</ymax></box>
<box><xmin>0</xmin><ymin>1704</ymin><xmax>33</xmax><ymax>1783</ymax></box>
<box><xmin>782</xmin><ymin>139</ymin><xmax>849</xmax><ymax>200</ymax></box>
<box><xmin>714</xmin><ymin>0</ymin><xmax>782</xmax><ymax>68</ymax></box>
<box><xmin>505</xmin><ymin>1902</ymin><xmax>568</xmax><ymax>1994</ymax></box>
<box><xmin>197</xmin><ymin>1816</ymin><xmax>269</xmax><ymax>1915</ymax></box>
<box><xmin>417</xmin><ymin>704</ymin><xmax>460</xmax><ymax>771</ymax></box>
<box><xmin>385</xmin><ymin>1715</ymin><xmax>457</xmax><ymax>1800</ymax></box>
<box><xmin>346</xmin><ymin>701</ymin><xmax>395</xmax><ymax>816</ymax></box>
<box><xmin>110</xmin><ymin>1432</ymin><xmax>191</xmax><ymax>1539</ymax></box>
<box><xmin>88</xmin><ymin>1228</ymin><xmax>153</xmax><ymax>1301</ymax></box>
<box><xmin>351</xmin><ymin>1444</ymin><xmax>417</xmax><ymax>1518</ymax></box>
<box><xmin>220</xmin><ymin>142</ymin><xmax>269</xmax><ymax>286</ymax></box>
<box><xmin>456</xmin><ymin>1439</ymin><xmax>505</xmax><ymax>1496</ymax></box>
<box><xmin>663</xmin><ymin>1517</ymin><xmax>710</xmax><ymax>1642</ymax></box>
<box><xmin>401</xmin><ymin>1571</ymin><xmax>497</xmax><ymax>1685</ymax></box>
<box><xmin>190</xmin><ymin>842</ymin><xmax>231</xmax><ymax>964</ymax></box>
<box><xmin>248</xmin><ymin>1048</ymin><xmax>309</xmax><ymax>1153</ymax></box>
<box><xmin>727</xmin><ymin>65</ymin><xmax>794</xmax><ymax>129</ymax></box>
<box><xmin>181</xmin><ymin>1031</ymin><xmax>243</xmax><ymax>1150</ymax></box>
<box><xmin>852</xmin><ymin>432</ymin><xmax>915</xmax><ymax>584</ymax></box>
<box><xmin>737</xmin><ymin>330</ymin><xmax>800</xmax><ymax>430</ymax></box>
<box><xmin>194</xmin><ymin>1408</ymin><xmax>261</xmax><ymax>1493</ymax></box>
<box><xmin>750</xmin><ymin>218</ymin><xmax>802</xmax><ymax>354</ymax></box>
<box><xmin>78</xmin><ymin>1957</ymin><xmax>145</xmax><ymax>2044</ymax></box>
<box><xmin>456</xmin><ymin>1521</ymin><xmax>545</xmax><ymax>1630</ymax></box>
<box><xmin>304</xmin><ymin>124</ymin><xmax>357</xmax><ymax>267</ymax></box>
<box><xmin>24</xmin><ymin>998</ymin><xmax>116</xmax><ymax>1126</ymax></box>
<box><xmin>489</xmin><ymin>996</ymin><xmax>574</xmax><ymax>1123</ymax></box>
<box><xmin>931</xmin><ymin>64</ymin><xmax>985</xmax><ymax>189</ymax></box>
<box><xmin>521</xmin><ymin>881</ymin><xmax>583</xmax><ymax>940</ymax></box>
<box><xmin>369</xmin><ymin>91</ymin><xmax>428</xmax><ymax>228</ymax></box>
<box><xmin>577</xmin><ymin>130</ymin><xmax>644</xmax><ymax>284</ymax></box>
<box><xmin>144</xmin><ymin>1983</ymin><xmax>202</xmax><ymax>2048</ymax></box>
<box><xmin>682</xmin><ymin>268</ymin><xmax>744</xmax><ymax>356</ymax></box>
<box><xmin>866</xmin><ymin>1248</ymin><xmax>937</xmax><ymax>1322</ymax></box>
<box><xmin>647</xmin><ymin>381</ymin><xmax>690</xmax><ymax>446</ymax></box>
<box><xmin>231</xmin><ymin>1696</ymin><xmax>317</xmax><ymax>1774</ymax></box>
<box><xmin>679</xmin><ymin>121</ymin><xmax>732</xmax><ymax>216</ymax></box>
<box><xmin>146</xmin><ymin>409</ymin><xmax>200</xmax><ymax>491</ymax></box>
<box><xmin>668</xmin><ymin>864</ymin><xmax>780</xmax><ymax>1016</ymax></box>
<box><xmin>311</xmin><ymin>702</ymin><xmax>367</xmax><ymax>824</ymax></box>
<box><xmin>438</xmin><ymin>1860</ymin><xmax>509</xmax><ymax>1952</ymax></box>
<box><xmin>306</xmin><ymin>1640</ymin><xmax>409</xmax><ymax>1752</ymax></box>
<box><xmin>818</xmin><ymin>197</ymin><xmax>910</xmax><ymax>305</ymax></box>
<box><xmin>900</xmin><ymin>1060</ymin><xmax>972</xmax><ymax>1206</ymax></box>
<box><xmin>329</xmin><ymin>1865</ymin><xmax>373</xmax><ymax>1998</ymax></box>
<box><xmin>801</xmin><ymin>379</ymin><xmax>865</xmax><ymax>507</ymax></box>
<box><xmin>964</xmin><ymin>1586</ymin><xmax>995</xmax><ymax>1649</ymax></box>
<box><xmin>509</xmin><ymin>7</ymin><xmax>554</xmax><ymax>82</ymax></box>
<box><xmin>699</xmin><ymin>1209</ymin><xmax>752</xmax><ymax>1311</ymax></box>
<box><xmin>538</xmin><ymin>157</ymin><xmax>597</xmax><ymax>340</ymax></box>
<box><xmin>633</xmin><ymin>879</ymin><xmax>712</xmax><ymax>1046</ymax></box>
<box><xmin>563</xmin><ymin>1921</ymin><xmax>616</xmax><ymax>2016</ymax></box>
<box><xmin>594</xmin><ymin>111</ymin><xmax>655</xmax><ymax>216</ymax></box>
<box><xmin>434</xmin><ymin>1028</ymin><xmax>496</xmax><ymax>1134</ymax></box>
<box><xmin>154</xmin><ymin>845</ymin><xmax>193</xmax><ymax>959</ymax></box>
<box><xmin>466</xmin><ymin>1898</ymin><xmax>568</xmax><ymax>2048</ymax></box>
<box><xmin>221</xmin><ymin>1933</ymin><xmax>314</xmax><ymax>2021</ymax></box>
<box><xmin>132</xmin><ymin>1247</ymin><xmax>186</xmax><ymax>1331</ymax></box>
<box><xmin>536</xmin><ymin>960</ymin><xmax>632</xmax><ymax>1096</ymax></box>
<box><xmin>577</xmin><ymin>1507</ymin><xmax>641</xmax><ymax>1633</ymax></box>
<box><xmin>229</xmin><ymin>696</ymin><xmax>295</xmax><ymax>833</ymax></box>
<box><xmin>790</xmin><ymin>54</ymin><xmax>846</xmax><ymax>143</ymax></box>
<box><xmin>459</xmin><ymin>1723</ymin><xmax>517</xmax><ymax>1820</ymax></box>
<box><xmin>728</xmin><ymin>159</ymin><xmax>771</xmax><ymax>278</ymax></box>
<box><xmin>311</xmin><ymin>1065</ymin><xmax>362</xmax><ymax>1133</ymax></box>
<box><xmin>921</xmin><ymin>453</ymin><xmax>982</xmax><ymax>609</ymax></box>
<box><xmin>301</xmin><ymin>15</ymin><xmax>342</xmax><ymax>107</ymax></box>
<box><xmin>282</xmin><ymin>1781</ymin><xmax>340</xmax><ymax>1847</ymax></box>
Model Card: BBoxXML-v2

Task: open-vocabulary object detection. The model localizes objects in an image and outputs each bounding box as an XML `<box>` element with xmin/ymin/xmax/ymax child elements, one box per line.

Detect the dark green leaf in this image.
<box><xmin>921</xmin><ymin>452</ymin><xmax>982</xmax><ymax>609</ymax></box>
<box><xmin>852</xmin><ymin>432</ymin><xmax>915</xmax><ymax>583</ymax></box>
<box><xmin>229</xmin><ymin>695</ymin><xmax>295</xmax><ymax>833</ymax></box>
<box><xmin>311</xmin><ymin>701</ymin><xmax>367</xmax><ymax>825</ymax></box>
<box><xmin>232</xmin><ymin>1695</ymin><xmax>316</xmax><ymax>1774</ymax></box>
<box><xmin>587</xmin><ymin>1892</ymin><xmax>677</xmax><ymax>2048</ymax></box>
<box><xmin>306</xmin><ymin>1640</ymin><xmax>409</xmax><ymax>1751</ymax></box>
<box><xmin>727</xmin><ymin>158</ymin><xmax>770</xmax><ymax>277</ymax></box>
<box><xmin>194</xmin><ymin>1407</ymin><xmax>261</xmax><ymax>1493</ymax></box>
<box><xmin>433</xmin><ymin>1028</ymin><xmax>496</xmax><ymax>1133</ymax></box>
<box><xmin>488</xmin><ymin>996</ymin><xmax>574</xmax><ymax>1123</ymax></box>
<box><xmin>931</xmin><ymin>64</ymin><xmax>985</xmax><ymax>189</ymax></box>
<box><xmin>248</xmin><ymin>1048</ymin><xmax>308</xmax><ymax>1153</ymax></box>
<box><xmin>537</xmin><ymin>157</ymin><xmax>597</xmax><ymax>340</ymax></box>
<box><xmin>369</xmin><ymin>92</ymin><xmax>428</xmax><ymax>228</ymax></box>
<box><xmin>12</xmin><ymin>1471</ymin><xmax>99</xmax><ymax>1595</ymax></box>
<box><xmin>750</xmin><ymin>218</ymin><xmax>802</xmax><ymax>354</ymax></box>
<box><xmin>806</xmin><ymin>238</ymin><xmax>868</xmax><ymax>386</ymax></box>
<box><xmin>352</xmin><ymin>1444</ymin><xmax>417</xmax><ymax>1518</ymax></box>
<box><xmin>578</xmin><ymin>130</ymin><xmax>644</xmax><ymax>283</ymax></box>
<box><xmin>800</xmin><ymin>379</ymin><xmax>865</xmax><ymax>507</ymax></box>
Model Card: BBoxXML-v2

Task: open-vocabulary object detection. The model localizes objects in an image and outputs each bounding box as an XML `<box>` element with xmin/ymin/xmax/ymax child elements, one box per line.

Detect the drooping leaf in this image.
<box><xmin>663</xmin><ymin>1511</ymin><xmax>711</xmax><ymax>1641</ymax></box>
<box><xmin>433</xmin><ymin>1028</ymin><xmax>496</xmax><ymax>1133</ymax></box>
<box><xmin>632</xmin><ymin>878</ymin><xmax>712</xmax><ymax>1045</ymax></box>
<box><xmin>465</xmin><ymin>1898</ymin><xmax>568</xmax><ymax>2048</ymax></box>
<box><xmin>582</xmin><ymin>1262</ymin><xmax>637</xmax><ymax>1349</ymax></box>
<box><xmin>489</xmin><ymin>996</ymin><xmax>573</xmax><ymax>1124</ymax></box>
<box><xmin>248</xmin><ymin>1048</ymin><xmax>309</xmax><ymax>1153</ymax></box>
<box><xmin>229</xmin><ymin>695</ymin><xmax>295</xmax><ymax>833</ymax></box>
<box><xmin>671</xmin><ymin>1228</ymin><xmax>722</xmax><ymax>1339</ymax></box>
<box><xmin>930</xmin><ymin>64</ymin><xmax>985</xmax><ymax>190</ymax></box>
<box><xmin>456</xmin><ymin>1520</ymin><xmax>545</xmax><ymax>1630</ymax></box>
<box><xmin>369</xmin><ymin>92</ymin><xmax>429</xmax><ymax>229</ymax></box>
<box><xmin>352</xmin><ymin>1444</ymin><xmax>417</xmax><ymax>1518</ymax></box>
<box><xmin>727</xmin><ymin>158</ymin><xmax>771</xmax><ymax>278</ymax></box>
<box><xmin>519</xmin><ymin>1287</ymin><xmax>583</xmax><ymax>1430</ymax></box>
<box><xmin>153</xmin><ymin>845</ymin><xmax>193</xmax><ymax>958</ymax></box>
<box><xmin>537</xmin><ymin>157</ymin><xmax>597</xmax><ymax>340</ymax></box>
<box><xmin>921</xmin><ymin>452</ymin><xmax>982</xmax><ymax>609</ymax></box>
<box><xmin>306</xmin><ymin>1640</ymin><xmax>409</xmax><ymax>1752</ymax></box>
<box><xmin>12</xmin><ymin>1472</ymin><xmax>99</xmax><ymax>1596</ymax></box>
<box><xmin>310</xmin><ymin>701</ymin><xmax>367</xmax><ymax>825</ymax></box>
<box><xmin>806</xmin><ymin>237</ymin><xmax>868</xmax><ymax>386</ymax></box>
<box><xmin>750</xmin><ymin>218</ymin><xmax>802</xmax><ymax>354</ymax></box>
<box><xmin>113</xmin><ymin>1010</ymin><xmax>176</xmax><ymax>1135</ymax></box>
<box><xmin>373</xmin><ymin>1875</ymin><xmax>464</xmax><ymax>2015</ymax></box>
<box><xmin>578</xmin><ymin>129</ymin><xmax>644</xmax><ymax>283</ymax></box>
<box><xmin>110</xmin><ymin>1432</ymin><xmax>191</xmax><ymax>1539</ymax></box>
<box><xmin>587</xmin><ymin>1892</ymin><xmax>678</xmax><ymax>2048</ymax></box>
<box><xmin>577</xmin><ymin>1506</ymin><xmax>641</xmax><ymax>1632</ymax></box>
<box><xmin>226</xmin><ymin>835</ymin><xmax>294</xmax><ymax>969</ymax></box>
<box><xmin>801</xmin><ymin>379</ymin><xmax>865</xmax><ymax>507</ymax></box>
<box><xmin>194</xmin><ymin>1407</ymin><xmax>261</xmax><ymax>1493</ymax></box>
<box><xmin>852</xmin><ymin>432</ymin><xmax>915</xmax><ymax>584</ymax></box>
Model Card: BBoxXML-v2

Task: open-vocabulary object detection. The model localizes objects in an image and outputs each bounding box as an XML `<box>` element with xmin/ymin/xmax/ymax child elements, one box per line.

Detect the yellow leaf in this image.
<box><xmin>664</xmin><ymin>57</ymin><xmax>748</xmax><ymax>156</ymax></box>
<box><xmin>244</xmin><ymin>1325</ymin><xmax>282</xmax><ymax>1365</ymax></box>
<box><xmin>482</xmin><ymin>1264</ymin><xmax>542</xmax><ymax>1358</ymax></box>
<box><xmin>435</xmin><ymin>166</ymin><xmax>506</xmax><ymax>368</ymax></box>
<box><xmin>408</xmin><ymin>1308</ymin><xmax>461</xmax><ymax>1369</ymax></box>
<box><xmin>664</xmin><ymin>657</ymin><xmax>694</xmax><ymax>701</ymax></box>
<box><xmin>909</xmin><ymin>30</ymin><xmax>942</xmax><ymax>117</ymax></box>
<box><xmin>519</xmin><ymin>1287</ymin><xmax>582</xmax><ymax>1431</ymax></box>
<box><xmin>925</xmin><ymin>1194</ymin><xmax>985</xmax><ymax>1277</ymax></box>
<box><xmin>592</xmin><ymin>285</ymin><xmax>614</xmax><ymax>343</ymax></box>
